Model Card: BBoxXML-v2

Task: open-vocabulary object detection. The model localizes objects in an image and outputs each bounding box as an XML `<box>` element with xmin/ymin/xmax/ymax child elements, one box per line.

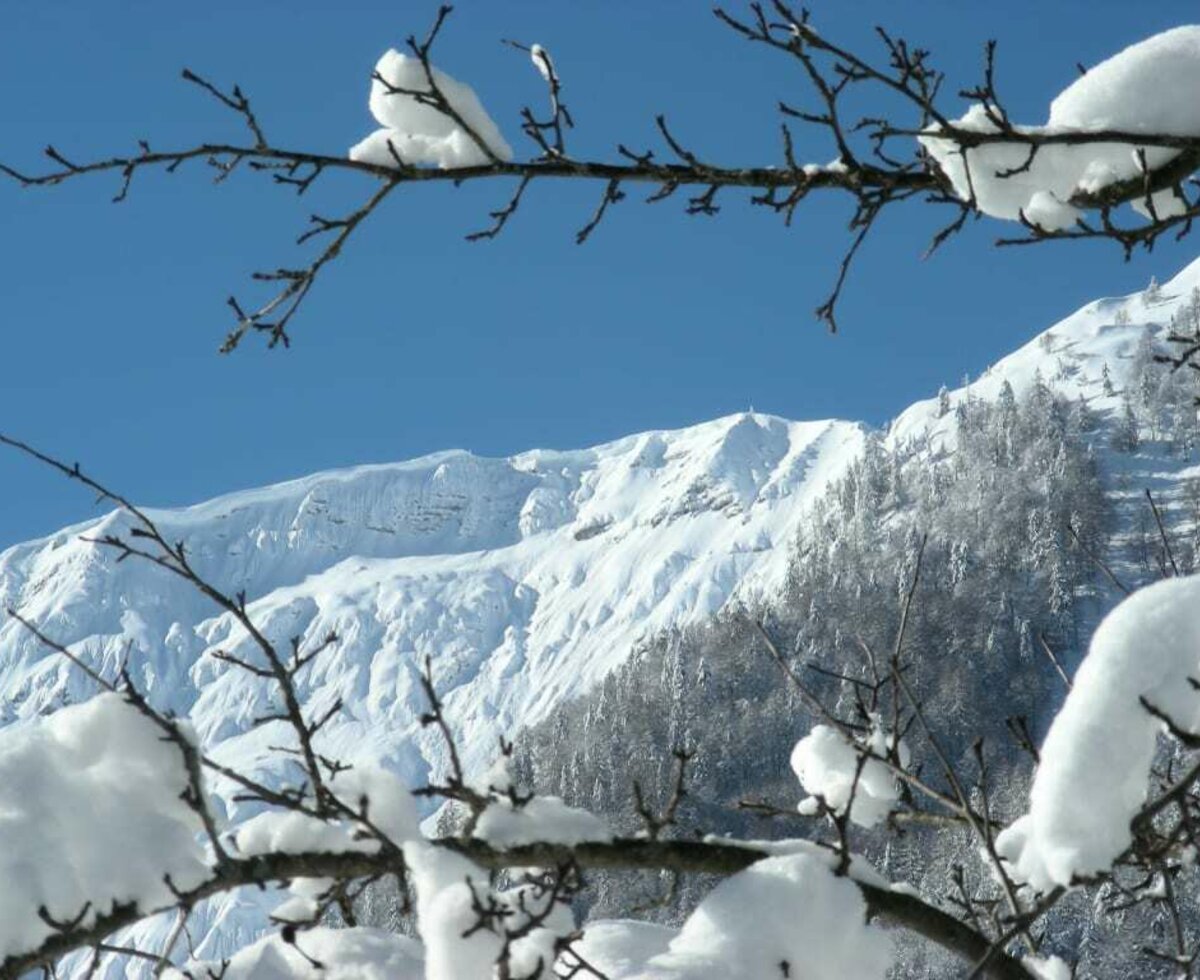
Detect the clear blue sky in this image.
<box><xmin>2</xmin><ymin>0</ymin><xmax>1198</xmax><ymax>549</ymax></box>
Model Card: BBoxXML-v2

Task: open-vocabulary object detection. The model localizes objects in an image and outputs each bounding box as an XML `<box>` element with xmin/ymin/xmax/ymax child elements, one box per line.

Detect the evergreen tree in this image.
<box><xmin>936</xmin><ymin>385</ymin><xmax>951</xmax><ymax>418</ymax></box>
<box><xmin>1111</xmin><ymin>394</ymin><xmax>1140</xmax><ymax>452</ymax></box>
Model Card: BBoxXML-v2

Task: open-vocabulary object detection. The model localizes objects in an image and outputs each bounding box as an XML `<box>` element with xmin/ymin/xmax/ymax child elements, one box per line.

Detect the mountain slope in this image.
<box><xmin>0</xmin><ymin>415</ymin><xmax>865</xmax><ymax>799</ymax></box>
<box><xmin>507</xmin><ymin>262</ymin><xmax>1200</xmax><ymax>979</ymax></box>
<box><xmin>892</xmin><ymin>257</ymin><xmax>1200</xmax><ymax>586</ymax></box>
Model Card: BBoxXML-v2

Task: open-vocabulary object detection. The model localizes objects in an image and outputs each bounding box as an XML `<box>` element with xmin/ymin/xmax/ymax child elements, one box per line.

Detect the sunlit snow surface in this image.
<box><xmin>0</xmin><ymin>695</ymin><xmax>207</xmax><ymax>963</ymax></box>
<box><xmin>349</xmin><ymin>49</ymin><xmax>512</xmax><ymax>168</ymax></box>
<box><xmin>997</xmin><ymin>575</ymin><xmax>1200</xmax><ymax>891</ymax></box>
<box><xmin>0</xmin><ymin>413</ymin><xmax>865</xmax><ymax>968</ymax></box>
<box><xmin>175</xmin><ymin>927</ymin><xmax>424</xmax><ymax>980</ymax></box>
<box><xmin>0</xmin><ymin>413</ymin><xmax>862</xmax><ymax>795</ymax></box>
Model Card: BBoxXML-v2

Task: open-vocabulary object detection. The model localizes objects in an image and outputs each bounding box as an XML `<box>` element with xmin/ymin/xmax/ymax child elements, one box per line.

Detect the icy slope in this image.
<box><xmin>0</xmin><ymin>414</ymin><xmax>864</xmax><ymax>801</ymax></box>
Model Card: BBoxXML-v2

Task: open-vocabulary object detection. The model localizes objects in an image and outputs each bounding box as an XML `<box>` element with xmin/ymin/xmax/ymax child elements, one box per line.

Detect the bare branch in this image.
<box><xmin>0</xmin><ymin>839</ymin><xmax>1038</xmax><ymax>980</ymax></box>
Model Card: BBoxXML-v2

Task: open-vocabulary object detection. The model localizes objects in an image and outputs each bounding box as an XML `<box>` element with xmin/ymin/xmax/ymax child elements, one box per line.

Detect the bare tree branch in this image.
<box><xmin>0</xmin><ymin>839</ymin><xmax>1038</xmax><ymax>980</ymax></box>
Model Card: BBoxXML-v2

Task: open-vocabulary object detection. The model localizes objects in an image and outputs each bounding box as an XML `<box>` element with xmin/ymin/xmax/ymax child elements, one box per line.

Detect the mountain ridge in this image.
<box><xmin>0</xmin><ymin>413</ymin><xmax>866</xmax><ymax>794</ymax></box>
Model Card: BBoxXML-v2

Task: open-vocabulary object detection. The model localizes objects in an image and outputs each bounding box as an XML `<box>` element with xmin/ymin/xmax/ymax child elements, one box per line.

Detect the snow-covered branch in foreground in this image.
<box><xmin>633</xmin><ymin>853</ymin><xmax>892</xmax><ymax>979</ymax></box>
<box><xmin>0</xmin><ymin>695</ymin><xmax>208</xmax><ymax>964</ymax></box>
<box><xmin>169</xmin><ymin>858</ymin><xmax>891</xmax><ymax>980</ymax></box>
<box><xmin>0</xmin><ymin>684</ymin><xmax>1046</xmax><ymax>979</ymax></box>
<box><xmin>997</xmin><ymin>575</ymin><xmax>1200</xmax><ymax>892</ymax></box>
<box><xmin>921</xmin><ymin>27</ymin><xmax>1200</xmax><ymax>232</ymax></box>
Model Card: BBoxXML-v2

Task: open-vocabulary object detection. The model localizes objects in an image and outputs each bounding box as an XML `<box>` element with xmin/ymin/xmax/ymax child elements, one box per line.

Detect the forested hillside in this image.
<box><xmin>513</xmin><ymin>288</ymin><xmax>1200</xmax><ymax>975</ymax></box>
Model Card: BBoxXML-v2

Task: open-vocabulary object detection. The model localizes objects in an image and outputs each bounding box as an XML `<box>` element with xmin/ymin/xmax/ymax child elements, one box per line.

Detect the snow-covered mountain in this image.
<box><xmin>0</xmin><ymin>414</ymin><xmax>865</xmax><ymax>801</ymax></box>
<box><xmin>3</xmin><ymin>253</ymin><xmax>1200</xmax><ymax>968</ymax></box>
<box><xmin>892</xmin><ymin>266</ymin><xmax>1188</xmax><ymax>449</ymax></box>
<box><xmin>890</xmin><ymin>257</ymin><xmax>1200</xmax><ymax>587</ymax></box>
<box><xmin>5</xmin><ymin>258</ymin><xmax>1200</xmax><ymax>797</ymax></box>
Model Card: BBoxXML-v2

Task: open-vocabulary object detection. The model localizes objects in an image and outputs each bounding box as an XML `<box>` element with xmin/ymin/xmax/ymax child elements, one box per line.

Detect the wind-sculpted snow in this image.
<box><xmin>0</xmin><ymin>415</ymin><xmax>864</xmax><ymax>811</ymax></box>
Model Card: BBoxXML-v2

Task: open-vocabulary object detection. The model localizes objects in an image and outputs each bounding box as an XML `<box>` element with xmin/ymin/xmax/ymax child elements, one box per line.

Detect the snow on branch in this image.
<box><xmin>7</xmin><ymin>5</ymin><xmax>1200</xmax><ymax>348</ymax></box>
<box><xmin>792</xmin><ymin>723</ymin><xmax>909</xmax><ymax>829</ymax></box>
<box><xmin>0</xmin><ymin>695</ymin><xmax>208</xmax><ymax>967</ymax></box>
<box><xmin>998</xmin><ymin>575</ymin><xmax>1200</xmax><ymax>892</ymax></box>
<box><xmin>920</xmin><ymin>27</ymin><xmax>1200</xmax><ymax>233</ymax></box>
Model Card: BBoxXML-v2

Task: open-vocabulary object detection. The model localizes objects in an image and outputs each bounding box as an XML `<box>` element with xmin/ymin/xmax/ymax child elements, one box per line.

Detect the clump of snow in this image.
<box><xmin>1024</xmin><ymin>190</ymin><xmax>1082</xmax><ymax>232</ymax></box>
<box><xmin>1049</xmin><ymin>27</ymin><xmax>1200</xmax><ymax>135</ymax></box>
<box><xmin>529</xmin><ymin>44</ymin><xmax>556</xmax><ymax>84</ymax></box>
<box><xmin>350</xmin><ymin>50</ymin><xmax>512</xmax><ymax>169</ymax></box>
<box><xmin>996</xmin><ymin>576</ymin><xmax>1200</xmax><ymax>891</ymax></box>
<box><xmin>791</xmin><ymin>722</ymin><xmax>908</xmax><ymax>828</ymax></box>
<box><xmin>482</xmin><ymin>752</ymin><xmax>515</xmax><ymax>795</ymax></box>
<box><xmin>404</xmin><ymin>840</ymin><xmax>577</xmax><ymax>979</ymax></box>
<box><xmin>559</xmin><ymin>920</ymin><xmax>676</xmax><ymax>979</ymax></box>
<box><xmin>1130</xmin><ymin>185</ymin><xmax>1190</xmax><ymax>221</ymax></box>
<box><xmin>270</xmin><ymin>876</ymin><xmax>334</xmax><ymax>925</ymax></box>
<box><xmin>235</xmin><ymin>810</ymin><xmax>366</xmax><ymax>858</ymax></box>
<box><xmin>326</xmin><ymin>765</ymin><xmax>422</xmax><ymax>844</ymax></box>
<box><xmin>474</xmin><ymin>794</ymin><xmax>612</xmax><ymax>847</ymax></box>
<box><xmin>233</xmin><ymin>766</ymin><xmax>421</xmax><ymax>927</ymax></box>
<box><xmin>921</xmin><ymin>26</ymin><xmax>1200</xmax><ymax>227</ymax></box>
<box><xmin>175</xmin><ymin>926</ymin><xmax>424</xmax><ymax>979</ymax></box>
<box><xmin>709</xmin><ymin>834</ymin><xmax>891</xmax><ymax>889</ymax></box>
<box><xmin>404</xmin><ymin>843</ymin><xmax>505</xmax><ymax>980</ymax></box>
<box><xmin>235</xmin><ymin>765</ymin><xmax>419</xmax><ymax>857</ymax></box>
<box><xmin>639</xmin><ymin>853</ymin><xmax>892</xmax><ymax>978</ymax></box>
<box><xmin>0</xmin><ymin>694</ymin><xmax>209</xmax><ymax>962</ymax></box>
<box><xmin>498</xmin><ymin>878</ymin><xmax>575</xmax><ymax>977</ymax></box>
<box><xmin>1023</xmin><ymin>953</ymin><xmax>1074</xmax><ymax>980</ymax></box>
<box><xmin>469</xmin><ymin>753</ymin><xmax>611</xmax><ymax>847</ymax></box>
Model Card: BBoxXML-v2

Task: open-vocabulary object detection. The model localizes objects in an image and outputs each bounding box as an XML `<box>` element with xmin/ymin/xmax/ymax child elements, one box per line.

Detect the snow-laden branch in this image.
<box><xmin>7</xmin><ymin>4</ymin><xmax>1200</xmax><ymax>348</ymax></box>
<box><xmin>0</xmin><ymin>833</ymin><xmax>1038</xmax><ymax>980</ymax></box>
<box><xmin>998</xmin><ymin>575</ymin><xmax>1200</xmax><ymax>892</ymax></box>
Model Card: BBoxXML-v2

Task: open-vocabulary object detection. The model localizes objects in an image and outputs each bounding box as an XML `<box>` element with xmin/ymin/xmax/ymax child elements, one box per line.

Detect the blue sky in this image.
<box><xmin>2</xmin><ymin>0</ymin><xmax>1199</xmax><ymax>548</ymax></box>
